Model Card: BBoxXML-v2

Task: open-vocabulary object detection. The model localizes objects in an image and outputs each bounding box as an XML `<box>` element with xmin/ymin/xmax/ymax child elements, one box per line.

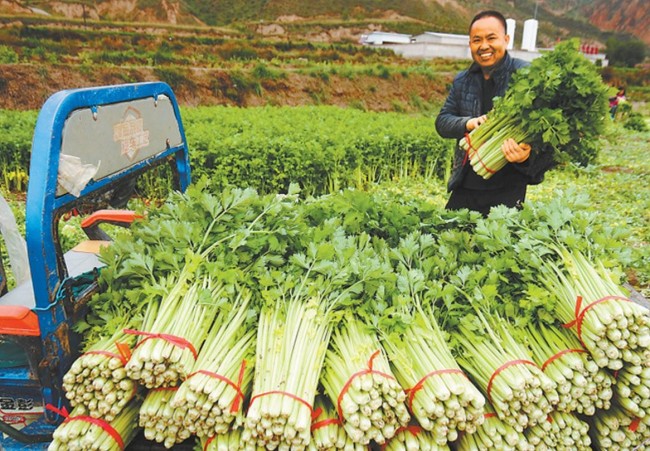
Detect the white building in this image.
<box><xmin>521</xmin><ymin>19</ymin><xmax>539</xmax><ymax>52</ymax></box>
<box><xmin>412</xmin><ymin>32</ymin><xmax>468</xmax><ymax>46</ymax></box>
<box><xmin>404</xmin><ymin>32</ymin><xmax>471</xmax><ymax>59</ymax></box>
<box><xmin>360</xmin><ymin>32</ymin><xmax>413</xmax><ymax>45</ymax></box>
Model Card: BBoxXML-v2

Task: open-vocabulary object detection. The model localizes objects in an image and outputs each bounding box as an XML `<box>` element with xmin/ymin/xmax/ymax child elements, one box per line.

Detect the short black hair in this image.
<box><xmin>469</xmin><ymin>10</ymin><xmax>508</xmax><ymax>34</ymax></box>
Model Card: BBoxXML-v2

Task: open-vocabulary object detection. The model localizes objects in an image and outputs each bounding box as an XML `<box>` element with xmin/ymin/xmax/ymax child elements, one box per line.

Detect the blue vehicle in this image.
<box><xmin>0</xmin><ymin>82</ymin><xmax>191</xmax><ymax>449</ymax></box>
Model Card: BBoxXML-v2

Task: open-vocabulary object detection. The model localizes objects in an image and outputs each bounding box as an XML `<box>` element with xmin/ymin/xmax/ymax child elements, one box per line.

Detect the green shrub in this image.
<box><xmin>623</xmin><ymin>112</ymin><xmax>649</xmax><ymax>132</ymax></box>
<box><xmin>0</xmin><ymin>45</ymin><xmax>18</xmax><ymax>64</ymax></box>
<box><xmin>153</xmin><ymin>67</ymin><xmax>194</xmax><ymax>91</ymax></box>
<box><xmin>252</xmin><ymin>62</ymin><xmax>283</xmax><ymax>80</ymax></box>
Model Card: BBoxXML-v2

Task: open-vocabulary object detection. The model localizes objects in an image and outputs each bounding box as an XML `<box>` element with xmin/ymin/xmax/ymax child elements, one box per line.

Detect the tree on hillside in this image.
<box><xmin>606</xmin><ymin>37</ymin><xmax>646</xmax><ymax>67</ymax></box>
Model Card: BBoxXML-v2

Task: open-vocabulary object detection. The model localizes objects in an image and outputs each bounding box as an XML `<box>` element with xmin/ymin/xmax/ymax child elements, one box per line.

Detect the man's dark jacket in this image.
<box><xmin>435</xmin><ymin>52</ymin><xmax>555</xmax><ymax>193</ymax></box>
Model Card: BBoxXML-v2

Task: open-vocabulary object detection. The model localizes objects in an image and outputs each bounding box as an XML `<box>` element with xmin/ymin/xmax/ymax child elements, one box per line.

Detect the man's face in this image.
<box><xmin>469</xmin><ymin>16</ymin><xmax>510</xmax><ymax>71</ymax></box>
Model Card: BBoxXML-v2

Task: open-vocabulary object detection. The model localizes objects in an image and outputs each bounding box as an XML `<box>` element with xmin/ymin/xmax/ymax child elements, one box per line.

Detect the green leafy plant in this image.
<box><xmin>623</xmin><ymin>112</ymin><xmax>649</xmax><ymax>132</ymax></box>
<box><xmin>0</xmin><ymin>45</ymin><xmax>18</xmax><ymax>63</ymax></box>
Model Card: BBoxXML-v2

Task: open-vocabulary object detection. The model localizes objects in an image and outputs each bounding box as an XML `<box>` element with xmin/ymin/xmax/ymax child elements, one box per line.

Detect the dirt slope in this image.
<box><xmin>0</xmin><ymin>63</ymin><xmax>452</xmax><ymax>111</ymax></box>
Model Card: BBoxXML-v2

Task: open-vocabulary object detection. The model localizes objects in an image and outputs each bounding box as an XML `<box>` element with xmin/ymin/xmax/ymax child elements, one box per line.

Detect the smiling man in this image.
<box><xmin>435</xmin><ymin>10</ymin><xmax>554</xmax><ymax>216</ymax></box>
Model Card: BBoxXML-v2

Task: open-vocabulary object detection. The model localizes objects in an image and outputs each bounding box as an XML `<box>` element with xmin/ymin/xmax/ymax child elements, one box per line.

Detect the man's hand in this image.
<box><xmin>502</xmin><ymin>139</ymin><xmax>531</xmax><ymax>163</ymax></box>
<box><xmin>466</xmin><ymin>115</ymin><xmax>488</xmax><ymax>131</ymax></box>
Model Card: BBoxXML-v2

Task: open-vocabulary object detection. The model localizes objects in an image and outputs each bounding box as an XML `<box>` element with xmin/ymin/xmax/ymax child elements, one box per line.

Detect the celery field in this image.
<box><xmin>2</xmin><ymin>104</ymin><xmax>647</xmax><ymax>298</ymax></box>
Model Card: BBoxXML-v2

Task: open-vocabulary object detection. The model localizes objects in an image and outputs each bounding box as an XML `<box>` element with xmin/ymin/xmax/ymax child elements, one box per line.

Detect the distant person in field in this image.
<box><xmin>435</xmin><ymin>10</ymin><xmax>555</xmax><ymax>216</ymax></box>
<box><xmin>609</xmin><ymin>86</ymin><xmax>626</xmax><ymax>119</ymax></box>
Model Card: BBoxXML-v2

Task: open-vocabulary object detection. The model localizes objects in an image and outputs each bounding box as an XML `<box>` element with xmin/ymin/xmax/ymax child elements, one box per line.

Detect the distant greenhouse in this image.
<box><xmin>359</xmin><ymin>31</ymin><xmax>414</xmax><ymax>45</ymax></box>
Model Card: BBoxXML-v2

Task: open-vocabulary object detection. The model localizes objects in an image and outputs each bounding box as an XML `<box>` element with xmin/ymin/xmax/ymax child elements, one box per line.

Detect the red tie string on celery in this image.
<box><xmin>540</xmin><ymin>349</ymin><xmax>587</xmax><ymax>371</ymax></box>
<box><xmin>455</xmin><ymin>318</ymin><xmax>559</xmax><ymax>432</ymax></box>
<box><xmin>405</xmin><ymin>368</ymin><xmax>467</xmax><ymax>411</ymax></box>
<box><xmin>311</xmin><ymin>417</ymin><xmax>342</xmax><ymax>432</ymax></box>
<box><xmin>62</xmin><ymin>328</ymin><xmax>139</xmax><ymax>423</ymax></box>
<box><xmin>463</xmin><ymin>132</ymin><xmax>497</xmax><ymax>175</ymax></box>
<box><xmin>523</xmin><ymin>323</ymin><xmax>614</xmax><ymax>416</ymax></box>
<box><xmin>486</xmin><ymin>360</ymin><xmax>538</xmax><ymax>403</ymax></box>
<box><xmin>461</xmin><ymin>133</ymin><xmax>473</xmax><ymax>166</ymax></box>
<box><xmin>45</xmin><ymin>404</ymin><xmax>70</xmax><ymax>420</ymax></box>
<box><xmin>309</xmin><ymin>395</ymin><xmax>363</xmax><ymax>450</ymax></box>
<box><xmin>336</xmin><ymin>350</ymin><xmax>397</xmax><ymax>420</ymax></box>
<box><xmin>562</xmin><ymin>295</ymin><xmax>633</xmax><ymax>348</ymax></box>
<box><xmin>322</xmin><ymin>319</ymin><xmax>411</xmax><ymax>446</ymax></box>
<box><xmin>125</xmin><ymin>329</ymin><xmax>198</xmax><ymax>359</ymax></box>
<box><xmin>395</xmin><ymin>424</ymin><xmax>423</xmax><ymax>436</ymax></box>
<box><xmin>203</xmin><ymin>434</ymin><xmax>216</xmax><ymax>451</ymax></box>
<box><xmin>186</xmin><ymin>359</ymin><xmax>247</xmax><ymax>413</ymax></box>
<box><xmin>47</xmin><ymin>401</ymin><xmax>140</xmax><ymax>450</ymax></box>
<box><xmin>540</xmin><ymin>247</ymin><xmax>650</xmax><ymax>372</ymax></box>
<box><xmin>84</xmin><ymin>349</ymin><xmax>128</xmax><ymax>366</ymax></box>
<box><xmin>115</xmin><ymin>341</ymin><xmax>132</xmax><ymax>362</ymax></box>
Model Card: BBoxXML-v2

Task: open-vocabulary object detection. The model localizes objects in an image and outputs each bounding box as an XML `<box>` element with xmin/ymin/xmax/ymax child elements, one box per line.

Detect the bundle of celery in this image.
<box><xmin>382</xmin><ymin>425</ymin><xmax>451</xmax><ymax>451</ymax></box>
<box><xmin>138</xmin><ymin>387</ymin><xmax>188</xmax><ymax>448</ymax></box>
<box><xmin>321</xmin><ymin>318</ymin><xmax>410</xmax><ymax>445</ymax></box>
<box><xmin>614</xmin><ymin>360</ymin><xmax>650</xmax><ymax>420</ymax></box>
<box><xmin>126</xmin><ymin>272</ymin><xmax>225</xmax><ymax>388</ymax></box>
<box><xmin>454</xmin><ymin>406</ymin><xmax>533</xmax><ymax>451</ymax></box>
<box><xmin>459</xmin><ymin>39</ymin><xmax>610</xmax><ymax>179</ymax></box>
<box><xmin>242</xmin><ymin>231</ymin><xmax>388</xmax><ymax>449</ymax></box>
<box><xmin>540</xmin><ymin>246</ymin><xmax>650</xmax><ymax>371</ymax></box>
<box><xmin>524</xmin><ymin>410</ymin><xmax>591</xmax><ymax>450</ymax></box>
<box><xmin>48</xmin><ymin>399</ymin><xmax>141</xmax><ymax>450</ymax></box>
<box><xmin>524</xmin><ymin>323</ymin><xmax>614</xmax><ymax>415</ymax></box>
<box><xmin>242</xmin><ymin>300</ymin><xmax>331</xmax><ymax>449</ymax></box>
<box><xmin>200</xmin><ymin>427</ymin><xmax>244</xmax><ymax>451</ymax></box>
<box><xmin>455</xmin><ymin>316</ymin><xmax>558</xmax><ymax>432</ymax></box>
<box><xmin>590</xmin><ymin>405</ymin><xmax>649</xmax><ymax>450</ymax></box>
<box><xmin>62</xmin><ymin>327</ymin><xmax>139</xmax><ymax>422</ymax></box>
<box><xmin>308</xmin><ymin>396</ymin><xmax>366</xmax><ymax>450</ymax></box>
<box><xmin>383</xmin><ymin>317</ymin><xmax>485</xmax><ymax>443</ymax></box>
<box><xmin>170</xmin><ymin>290</ymin><xmax>255</xmax><ymax>438</ymax></box>
<box><xmin>381</xmin><ymin>248</ymin><xmax>486</xmax><ymax>444</ymax></box>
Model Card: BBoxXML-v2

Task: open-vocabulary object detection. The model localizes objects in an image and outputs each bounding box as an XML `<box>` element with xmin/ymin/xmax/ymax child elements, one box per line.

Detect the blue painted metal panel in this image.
<box><xmin>26</xmin><ymin>82</ymin><xmax>191</xmax><ymax>314</ymax></box>
<box><xmin>0</xmin><ymin>82</ymin><xmax>191</xmax><ymax>448</ymax></box>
